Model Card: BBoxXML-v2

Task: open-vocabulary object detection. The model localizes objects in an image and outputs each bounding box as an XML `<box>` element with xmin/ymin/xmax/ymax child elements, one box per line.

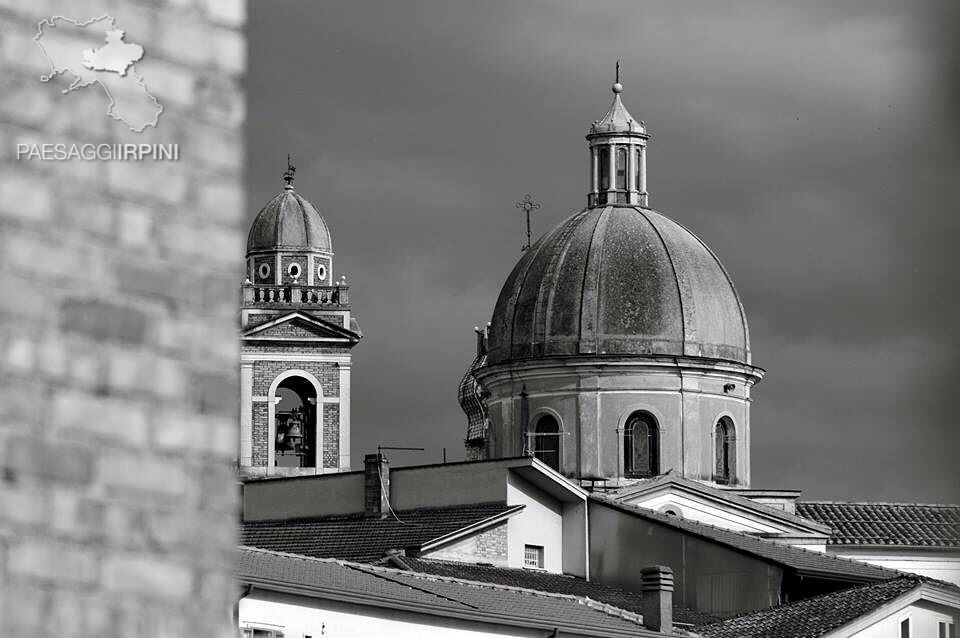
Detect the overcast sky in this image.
<box><xmin>247</xmin><ymin>0</ymin><xmax>958</xmax><ymax>502</ymax></box>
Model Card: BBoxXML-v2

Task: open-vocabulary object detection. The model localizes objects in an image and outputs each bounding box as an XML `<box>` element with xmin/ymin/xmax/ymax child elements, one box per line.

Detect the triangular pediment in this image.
<box><xmin>242</xmin><ymin>311</ymin><xmax>361</xmax><ymax>344</ymax></box>
<box><xmin>611</xmin><ymin>475</ymin><xmax>832</xmax><ymax>540</ymax></box>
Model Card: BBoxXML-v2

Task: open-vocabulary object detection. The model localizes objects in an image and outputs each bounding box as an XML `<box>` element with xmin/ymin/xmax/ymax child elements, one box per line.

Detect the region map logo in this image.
<box><xmin>34</xmin><ymin>14</ymin><xmax>163</xmax><ymax>133</ymax></box>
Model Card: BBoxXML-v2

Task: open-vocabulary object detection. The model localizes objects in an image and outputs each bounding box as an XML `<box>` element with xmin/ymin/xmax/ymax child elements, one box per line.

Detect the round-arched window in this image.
<box><xmin>530</xmin><ymin>415</ymin><xmax>561</xmax><ymax>472</ymax></box>
<box><xmin>714</xmin><ymin>417</ymin><xmax>736</xmax><ymax>485</ymax></box>
<box><xmin>624</xmin><ymin>412</ymin><xmax>659</xmax><ymax>478</ymax></box>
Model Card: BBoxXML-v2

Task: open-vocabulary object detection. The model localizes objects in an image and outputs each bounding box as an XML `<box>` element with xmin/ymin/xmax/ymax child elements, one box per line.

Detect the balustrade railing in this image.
<box><xmin>242</xmin><ymin>283</ymin><xmax>349</xmax><ymax>306</ymax></box>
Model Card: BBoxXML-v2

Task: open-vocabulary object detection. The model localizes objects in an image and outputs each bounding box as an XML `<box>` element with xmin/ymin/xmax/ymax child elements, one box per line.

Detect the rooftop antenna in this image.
<box><xmin>282</xmin><ymin>153</ymin><xmax>296</xmax><ymax>188</ymax></box>
<box><xmin>516</xmin><ymin>193</ymin><xmax>541</xmax><ymax>251</ymax></box>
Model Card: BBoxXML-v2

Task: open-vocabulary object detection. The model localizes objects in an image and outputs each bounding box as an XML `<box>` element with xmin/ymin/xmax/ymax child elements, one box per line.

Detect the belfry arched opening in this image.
<box><xmin>274</xmin><ymin>376</ymin><xmax>317</xmax><ymax>468</ymax></box>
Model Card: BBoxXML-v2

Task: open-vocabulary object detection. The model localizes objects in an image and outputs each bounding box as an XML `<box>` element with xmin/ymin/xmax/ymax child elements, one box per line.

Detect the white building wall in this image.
<box><xmin>627</xmin><ymin>492</ymin><xmax>790</xmax><ymax>534</ymax></box>
<box><xmin>844</xmin><ymin>600</ymin><xmax>957</xmax><ymax>637</ymax></box>
<box><xmin>506</xmin><ymin>473</ymin><xmax>564</xmax><ymax>572</ymax></box>
<box><xmin>622</xmin><ymin>491</ymin><xmax>828</xmax><ymax>552</ymax></box>
<box><xmin>832</xmin><ymin>550</ymin><xmax>960</xmax><ymax>587</ymax></box>
<box><xmin>240</xmin><ymin>591</ymin><xmax>561</xmax><ymax>638</ymax></box>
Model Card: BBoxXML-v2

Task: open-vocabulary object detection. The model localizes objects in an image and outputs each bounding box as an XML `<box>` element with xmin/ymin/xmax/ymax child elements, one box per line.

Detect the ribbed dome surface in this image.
<box><xmin>247</xmin><ymin>188</ymin><xmax>333</xmax><ymax>253</ymax></box>
<box><xmin>488</xmin><ymin>206</ymin><xmax>750</xmax><ymax>365</ymax></box>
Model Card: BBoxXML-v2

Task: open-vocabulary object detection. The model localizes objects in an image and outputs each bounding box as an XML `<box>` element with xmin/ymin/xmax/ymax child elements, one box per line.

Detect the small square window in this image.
<box><xmin>523</xmin><ymin>544</ymin><xmax>544</xmax><ymax>569</ymax></box>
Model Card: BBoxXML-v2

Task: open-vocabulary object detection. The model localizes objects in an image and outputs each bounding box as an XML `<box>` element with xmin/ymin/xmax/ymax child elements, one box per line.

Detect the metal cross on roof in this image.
<box><xmin>282</xmin><ymin>153</ymin><xmax>296</xmax><ymax>187</ymax></box>
<box><xmin>516</xmin><ymin>194</ymin><xmax>541</xmax><ymax>251</ymax></box>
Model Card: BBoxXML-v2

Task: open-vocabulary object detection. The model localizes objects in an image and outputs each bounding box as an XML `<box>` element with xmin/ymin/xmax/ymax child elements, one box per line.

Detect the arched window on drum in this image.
<box><xmin>714</xmin><ymin>417</ymin><xmax>736</xmax><ymax>485</ymax></box>
<box><xmin>530</xmin><ymin>415</ymin><xmax>561</xmax><ymax>472</ymax></box>
<box><xmin>624</xmin><ymin>412</ymin><xmax>659</xmax><ymax>478</ymax></box>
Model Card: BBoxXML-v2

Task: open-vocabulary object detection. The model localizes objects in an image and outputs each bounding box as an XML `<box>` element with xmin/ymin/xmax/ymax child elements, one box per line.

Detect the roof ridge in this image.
<box><xmin>353</xmin><ymin>561</ymin><xmax>647</xmax><ymax>626</ymax></box>
<box><xmin>242</xmin><ymin>500</ymin><xmax>510</xmax><ymax>524</ymax></box>
<box><xmin>799</xmin><ymin>500</ymin><xmax>960</xmax><ymax>508</ymax></box>
<box><xmin>409</xmin><ymin>557</ymin><xmax>583</xmax><ymax>579</ymax></box>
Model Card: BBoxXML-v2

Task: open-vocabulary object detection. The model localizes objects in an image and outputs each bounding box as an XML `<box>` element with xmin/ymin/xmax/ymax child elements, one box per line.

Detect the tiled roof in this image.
<box><xmin>241</xmin><ymin>502</ymin><xmax>518</xmax><ymax>562</ymax></box>
<box><xmin>698</xmin><ymin>576</ymin><xmax>957</xmax><ymax>638</ymax></box>
<box><xmin>239</xmin><ymin>547</ymin><xmax>658</xmax><ymax>637</ymax></box>
<box><xmin>388</xmin><ymin>556</ymin><xmax>721</xmax><ymax>627</ymax></box>
<box><xmin>797</xmin><ymin>502</ymin><xmax>960</xmax><ymax>548</ymax></box>
<box><xmin>592</xmin><ymin>496</ymin><xmax>900</xmax><ymax>582</ymax></box>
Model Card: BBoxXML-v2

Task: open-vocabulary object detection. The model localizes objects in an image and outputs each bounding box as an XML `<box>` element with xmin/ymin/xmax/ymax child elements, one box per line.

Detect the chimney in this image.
<box><xmin>640</xmin><ymin>565</ymin><xmax>673</xmax><ymax>633</ymax></box>
<box><xmin>364</xmin><ymin>453</ymin><xmax>390</xmax><ymax>518</ymax></box>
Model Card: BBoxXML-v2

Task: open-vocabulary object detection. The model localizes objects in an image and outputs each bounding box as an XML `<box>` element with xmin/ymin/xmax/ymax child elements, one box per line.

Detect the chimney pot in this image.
<box><xmin>640</xmin><ymin>565</ymin><xmax>673</xmax><ymax>633</ymax></box>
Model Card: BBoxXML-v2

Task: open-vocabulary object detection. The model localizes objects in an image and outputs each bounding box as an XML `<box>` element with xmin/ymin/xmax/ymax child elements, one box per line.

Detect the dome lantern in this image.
<box><xmin>587</xmin><ymin>63</ymin><xmax>650</xmax><ymax>208</ymax></box>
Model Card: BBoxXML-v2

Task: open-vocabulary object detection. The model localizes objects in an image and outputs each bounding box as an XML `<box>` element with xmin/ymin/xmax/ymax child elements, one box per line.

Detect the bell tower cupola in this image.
<box><xmin>238</xmin><ymin>158</ymin><xmax>362</xmax><ymax>478</ymax></box>
<box><xmin>587</xmin><ymin>63</ymin><xmax>650</xmax><ymax>208</ymax></box>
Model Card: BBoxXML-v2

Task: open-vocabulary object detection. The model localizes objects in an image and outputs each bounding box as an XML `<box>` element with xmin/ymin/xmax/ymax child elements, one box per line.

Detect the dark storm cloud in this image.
<box><xmin>247</xmin><ymin>1</ymin><xmax>958</xmax><ymax>501</ymax></box>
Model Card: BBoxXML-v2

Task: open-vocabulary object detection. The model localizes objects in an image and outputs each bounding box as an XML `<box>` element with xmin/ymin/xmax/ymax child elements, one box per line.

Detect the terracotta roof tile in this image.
<box><xmin>241</xmin><ymin>502</ymin><xmax>516</xmax><ymax>562</ymax></box>
<box><xmin>239</xmin><ymin>547</ymin><xmax>658</xmax><ymax>637</ymax></box>
<box><xmin>797</xmin><ymin>502</ymin><xmax>960</xmax><ymax>548</ymax></box>
<box><xmin>698</xmin><ymin>576</ymin><xmax>958</xmax><ymax>638</ymax></box>
<box><xmin>390</xmin><ymin>557</ymin><xmax>721</xmax><ymax>627</ymax></box>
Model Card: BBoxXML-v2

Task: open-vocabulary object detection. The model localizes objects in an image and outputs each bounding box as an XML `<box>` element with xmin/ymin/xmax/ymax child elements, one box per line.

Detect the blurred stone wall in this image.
<box><xmin>0</xmin><ymin>0</ymin><xmax>245</xmax><ymax>635</ymax></box>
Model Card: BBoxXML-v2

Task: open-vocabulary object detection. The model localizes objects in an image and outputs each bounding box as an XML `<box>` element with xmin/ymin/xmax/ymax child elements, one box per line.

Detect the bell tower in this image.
<box><xmin>238</xmin><ymin>160</ymin><xmax>361</xmax><ymax>478</ymax></box>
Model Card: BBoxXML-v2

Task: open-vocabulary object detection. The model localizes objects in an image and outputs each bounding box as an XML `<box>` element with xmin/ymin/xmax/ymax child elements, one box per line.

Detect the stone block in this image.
<box><xmin>0</xmin><ymin>168</ymin><xmax>53</xmax><ymax>223</ymax></box>
<box><xmin>96</xmin><ymin>451</ymin><xmax>194</xmax><ymax>501</ymax></box>
<box><xmin>0</xmin><ymin>484</ymin><xmax>50</xmax><ymax>527</ymax></box>
<box><xmin>116</xmin><ymin>202</ymin><xmax>155</xmax><ymax>247</ymax></box>
<box><xmin>0</xmin><ymin>271</ymin><xmax>50</xmax><ymax>320</ymax></box>
<box><xmin>102</xmin><ymin>553</ymin><xmax>193</xmax><ymax>598</ymax></box>
<box><xmin>0</xmin><ymin>583</ymin><xmax>49</xmax><ymax>631</ymax></box>
<box><xmin>4</xmin><ymin>335</ymin><xmax>35</xmax><ymax>372</ymax></box>
<box><xmin>192</xmin><ymin>369</ymin><xmax>237</xmax><ymax>415</ymax></box>
<box><xmin>4</xmin><ymin>436</ymin><xmax>94</xmax><ymax>486</ymax></box>
<box><xmin>133</xmin><ymin>57</ymin><xmax>197</xmax><ymax>107</ymax></box>
<box><xmin>52</xmin><ymin>390</ymin><xmax>150</xmax><ymax>448</ymax></box>
<box><xmin>7</xmin><ymin>233</ymin><xmax>95</xmax><ymax>282</ymax></box>
<box><xmin>203</xmin><ymin>0</ymin><xmax>246</xmax><ymax>28</ymax></box>
<box><xmin>198</xmin><ymin>177</ymin><xmax>244</xmax><ymax>223</ymax></box>
<box><xmin>49</xmin><ymin>489</ymin><xmax>104</xmax><ymax>541</ymax></box>
<box><xmin>213</xmin><ymin>27</ymin><xmax>245</xmax><ymax>75</ymax></box>
<box><xmin>107</xmin><ymin>161</ymin><xmax>189</xmax><ymax>205</ymax></box>
<box><xmin>60</xmin><ymin>298</ymin><xmax>149</xmax><ymax>345</ymax></box>
<box><xmin>8</xmin><ymin>538</ymin><xmax>98</xmax><ymax>584</ymax></box>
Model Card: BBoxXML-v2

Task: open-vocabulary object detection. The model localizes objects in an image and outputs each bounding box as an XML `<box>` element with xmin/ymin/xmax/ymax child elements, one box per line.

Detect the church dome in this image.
<box><xmin>246</xmin><ymin>185</ymin><xmax>333</xmax><ymax>254</ymax></box>
<box><xmin>487</xmin><ymin>205</ymin><xmax>750</xmax><ymax>365</ymax></box>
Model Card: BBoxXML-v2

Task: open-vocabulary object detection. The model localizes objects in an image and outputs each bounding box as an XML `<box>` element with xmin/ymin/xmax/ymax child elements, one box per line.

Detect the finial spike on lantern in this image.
<box><xmin>283</xmin><ymin>154</ymin><xmax>296</xmax><ymax>189</ymax></box>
